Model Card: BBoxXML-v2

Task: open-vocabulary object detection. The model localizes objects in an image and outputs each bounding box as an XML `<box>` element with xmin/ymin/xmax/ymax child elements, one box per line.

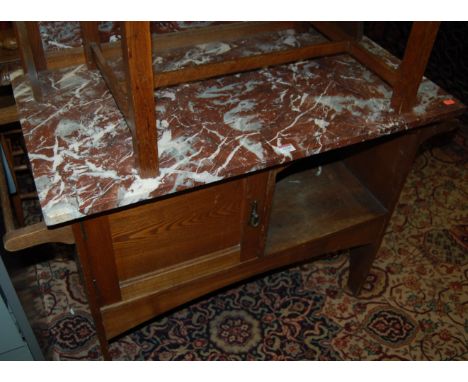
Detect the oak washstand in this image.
<box><xmin>5</xmin><ymin>22</ymin><xmax>465</xmax><ymax>358</ymax></box>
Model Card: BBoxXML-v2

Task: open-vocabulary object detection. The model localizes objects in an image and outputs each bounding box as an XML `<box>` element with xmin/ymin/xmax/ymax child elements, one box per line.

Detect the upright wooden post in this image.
<box><xmin>80</xmin><ymin>22</ymin><xmax>100</xmax><ymax>69</ymax></box>
<box><xmin>121</xmin><ymin>22</ymin><xmax>159</xmax><ymax>178</ymax></box>
<box><xmin>391</xmin><ymin>22</ymin><xmax>440</xmax><ymax>113</ymax></box>
<box><xmin>14</xmin><ymin>22</ymin><xmax>46</xmax><ymax>102</ymax></box>
<box><xmin>72</xmin><ymin>222</ymin><xmax>112</xmax><ymax>360</ymax></box>
<box><xmin>23</xmin><ymin>22</ymin><xmax>47</xmax><ymax>71</ymax></box>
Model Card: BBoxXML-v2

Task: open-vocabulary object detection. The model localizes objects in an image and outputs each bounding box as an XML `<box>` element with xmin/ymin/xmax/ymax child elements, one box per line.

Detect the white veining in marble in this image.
<box><xmin>11</xmin><ymin>38</ymin><xmax>463</xmax><ymax>226</ymax></box>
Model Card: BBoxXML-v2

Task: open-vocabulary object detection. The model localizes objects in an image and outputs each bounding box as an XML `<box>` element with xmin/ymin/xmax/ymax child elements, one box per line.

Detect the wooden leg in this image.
<box><xmin>23</xmin><ymin>22</ymin><xmax>47</xmax><ymax>71</ymax></box>
<box><xmin>80</xmin><ymin>22</ymin><xmax>100</xmax><ymax>69</ymax></box>
<box><xmin>391</xmin><ymin>22</ymin><xmax>440</xmax><ymax>113</ymax></box>
<box><xmin>346</xmin><ymin>123</ymin><xmax>458</xmax><ymax>295</ymax></box>
<box><xmin>72</xmin><ymin>223</ymin><xmax>113</xmax><ymax>360</ymax></box>
<box><xmin>344</xmin><ymin>132</ymin><xmax>421</xmax><ymax>295</ymax></box>
<box><xmin>121</xmin><ymin>22</ymin><xmax>159</xmax><ymax>178</ymax></box>
<box><xmin>14</xmin><ymin>22</ymin><xmax>44</xmax><ymax>102</ymax></box>
<box><xmin>348</xmin><ymin>242</ymin><xmax>381</xmax><ymax>295</ymax></box>
<box><xmin>85</xmin><ymin>322</ymin><xmax>110</xmax><ymax>360</ymax></box>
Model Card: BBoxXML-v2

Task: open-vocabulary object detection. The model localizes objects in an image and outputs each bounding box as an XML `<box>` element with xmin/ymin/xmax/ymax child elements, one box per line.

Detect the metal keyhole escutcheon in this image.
<box><xmin>249</xmin><ymin>200</ymin><xmax>260</xmax><ymax>228</ymax></box>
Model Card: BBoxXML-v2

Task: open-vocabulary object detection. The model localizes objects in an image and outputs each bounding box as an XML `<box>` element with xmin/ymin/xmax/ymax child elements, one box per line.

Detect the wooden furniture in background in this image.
<box><xmin>0</xmin><ymin>65</ymin><xmax>73</xmax><ymax>250</ymax></box>
<box><xmin>0</xmin><ymin>25</ymin><xmax>19</xmax><ymax>69</ymax></box>
<box><xmin>0</xmin><ymin>136</ymin><xmax>75</xmax><ymax>251</ymax></box>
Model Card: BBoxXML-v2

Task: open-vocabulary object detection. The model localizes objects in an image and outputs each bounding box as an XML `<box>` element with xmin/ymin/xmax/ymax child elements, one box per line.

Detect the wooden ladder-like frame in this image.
<box><xmin>15</xmin><ymin>21</ymin><xmax>441</xmax><ymax>178</ymax></box>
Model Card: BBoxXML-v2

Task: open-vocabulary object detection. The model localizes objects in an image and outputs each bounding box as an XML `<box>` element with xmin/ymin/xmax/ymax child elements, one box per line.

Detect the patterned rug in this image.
<box><xmin>6</xmin><ymin>121</ymin><xmax>467</xmax><ymax>361</ymax></box>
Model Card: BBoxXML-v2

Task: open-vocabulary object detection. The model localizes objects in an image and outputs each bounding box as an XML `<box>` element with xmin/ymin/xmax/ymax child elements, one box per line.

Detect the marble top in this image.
<box><xmin>11</xmin><ymin>35</ymin><xmax>465</xmax><ymax>226</ymax></box>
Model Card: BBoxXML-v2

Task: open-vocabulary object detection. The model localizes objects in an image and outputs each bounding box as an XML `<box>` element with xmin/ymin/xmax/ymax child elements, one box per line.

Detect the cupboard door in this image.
<box><xmin>109</xmin><ymin>179</ymin><xmax>245</xmax><ymax>282</ymax></box>
<box><xmin>75</xmin><ymin>170</ymin><xmax>276</xmax><ymax>339</ymax></box>
<box><xmin>240</xmin><ymin>169</ymin><xmax>277</xmax><ymax>261</ymax></box>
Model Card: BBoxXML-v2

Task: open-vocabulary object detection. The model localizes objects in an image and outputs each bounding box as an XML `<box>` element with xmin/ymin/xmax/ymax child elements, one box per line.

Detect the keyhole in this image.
<box><xmin>249</xmin><ymin>200</ymin><xmax>260</xmax><ymax>228</ymax></box>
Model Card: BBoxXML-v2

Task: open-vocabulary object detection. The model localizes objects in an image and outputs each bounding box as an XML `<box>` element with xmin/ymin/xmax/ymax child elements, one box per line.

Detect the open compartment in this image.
<box><xmin>265</xmin><ymin>148</ymin><xmax>388</xmax><ymax>256</ymax></box>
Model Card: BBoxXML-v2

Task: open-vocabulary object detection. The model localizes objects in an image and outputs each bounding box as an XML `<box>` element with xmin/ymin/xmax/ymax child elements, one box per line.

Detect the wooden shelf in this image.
<box><xmin>265</xmin><ymin>161</ymin><xmax>387</xmax><ymax>255</ymax></box>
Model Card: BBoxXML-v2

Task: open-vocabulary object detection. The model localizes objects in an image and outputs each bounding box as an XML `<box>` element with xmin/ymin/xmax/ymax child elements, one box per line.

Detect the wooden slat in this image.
<box><xmin>13</xmin><ymin>164</ymin><xmax>27</xmax><ymax>171</ymax></box>
<box><xmin>12</xmin><ymin>148</ymin><xmax>24</xmax><ymax>156</ymax></box>
<box><xmin>18</xmin><ymin>191</ymin><xmax>37</xmax><ymax>200</ymax></box>
<box><xmin>43</xmin><ymin>22</ymin><xmax>303</xmax><ymax>71</ymax></box>
<box><xmin>391</xmin><ymin>22</ymin><xmax>441</xmax><ymax>113</ymax></box>
<box><xmin>0</xmin><ymin>49</ymin><xmax>18</xmax><ymax>66</ymax></box>
<box><xmin>120</xmin><ymin>246</ymin><xmax>241</xmax><ymax>300</ymax></box>
<box><xmin>14</xmin><ymin>22</ymin><xmax>43</xmax><ymax>102</ymax></box>
<box><xmin>121</xmin><ymin>22</ymin><xmax>159</xmax><ymax>178</ymax></box>
<box><xmin>45</xmin><ymin>45</ymin><xmax>85</xmax><ymax>69</ymax></box>
<box><xmin>153</xmin><ymin>41</ymin><xmax>349</xmax><ymax>88</ymax></box>
<box><xmin>2</xmin><ymin>129</ymin><xmax>22</xmax><ymax>135</ymax></box>
<box><xmin>0</xmin><ymin>146</ymin><xmax>15</xmax><ymax>232</ymax></box>
<box><xmin>0</xmin><ymin>29</ymin><xmax>19</xmax><ymax>65</ymax></box>
<box><xmin>3</xmin><ymin>222</ymin><xmax>75</xmax><ymax>251</ymax></box>
<box><xmin>91</xmin><ymin>43</ymin><xmax>129</xmax><ymax>118</ymax></box>
<box><xmin>0</xmin><ymin>27</ymin><xmax>18</xmax><ymax>56</ymax></box>
<box><xmin>0</xmin><ymin>105</ymin><xmax>19</xmax><ymax>125</ymax></box>
<box><xmin>45</xmin><ymin>41</ymin><xmax>123</xmax><ymax>70</ymax></box>
<box><xmin>80</xmin><ymin>22</ymin><xmax>100</xmax><ymax>69</ymax></box>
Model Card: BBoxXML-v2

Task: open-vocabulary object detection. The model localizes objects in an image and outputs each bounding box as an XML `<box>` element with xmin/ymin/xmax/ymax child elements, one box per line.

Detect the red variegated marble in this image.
<box><xmin>11</xmin><ymin>36</ymin><xmax>464</xmax><ymax>226</ymax></box>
